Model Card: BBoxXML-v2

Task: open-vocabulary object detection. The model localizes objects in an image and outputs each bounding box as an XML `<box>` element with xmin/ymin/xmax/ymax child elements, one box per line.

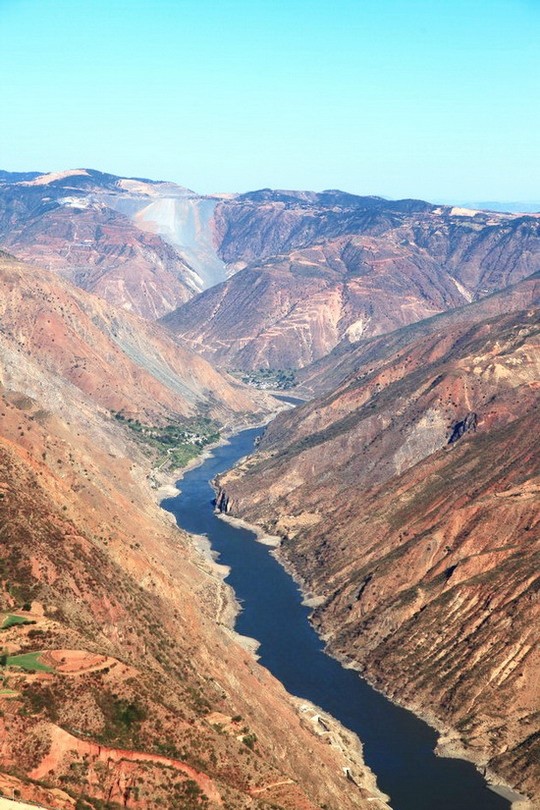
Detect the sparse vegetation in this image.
<box><xmin>242</xmin><ymin>732</ymin><xmax>257</xmax><ymax>750</ymax></box>
<box><xmin>232</xmin><ymin>368</ymin><xmax>297</xmax><ymax>390</ymax></box>
<box><xmin>113</xmin><ymin>413</ymin><xmax>220</xmax><ymax>469</ymax></box>
<box><xmin>21</xmin><ymin>682</ymin><xmax>58</xmax><ymax>720</ymax></box>
<box><xmin>97</xmin><ymin>692</ymin><xmax>148</xmax><ymax>744</ymax></box>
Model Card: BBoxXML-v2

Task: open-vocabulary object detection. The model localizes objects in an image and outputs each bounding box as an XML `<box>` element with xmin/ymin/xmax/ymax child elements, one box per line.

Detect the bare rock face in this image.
<box><xmin>165</xmin><ymin>190</ymin><xmax>540</xmax><ymax>369</ymax></box>
<box><xmin>0</xmin><ymin>169</ymin><xmax>228</xmax><ymax>319</ymax></box>
<box><xmin>217</xmin><ymin>302</ymin><xmax>540</xmax><ymax>802</ymax></box>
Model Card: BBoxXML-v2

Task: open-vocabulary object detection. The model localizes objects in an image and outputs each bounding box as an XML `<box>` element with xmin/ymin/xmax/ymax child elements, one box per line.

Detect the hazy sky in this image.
<box><xmin>1</xmin><ymin>0</ymin><xmax>539</xmax><ymax>200</ymax></box>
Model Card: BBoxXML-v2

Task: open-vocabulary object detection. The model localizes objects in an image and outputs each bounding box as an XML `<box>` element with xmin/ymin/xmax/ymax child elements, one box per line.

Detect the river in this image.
<box><xmin>162</xmin><ymin>426</ymin><xmax>510</xmax><ymax>810</ymax></box>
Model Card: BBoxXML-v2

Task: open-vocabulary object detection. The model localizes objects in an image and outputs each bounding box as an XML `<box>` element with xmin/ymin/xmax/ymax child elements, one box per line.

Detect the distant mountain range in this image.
<box><xmin>3</xmin><ymin>171</ymin><xmax>538</xmax><ymax>359</ymax></box>
<box><xmin>440</xmin><ymin>200</ymin><xmax>540</xmax><ymax>213</ymax></box>
<box><xmin>165</xmin><ymin>189</ymin><xmax>539</xmax><ymax>369</ymax></box>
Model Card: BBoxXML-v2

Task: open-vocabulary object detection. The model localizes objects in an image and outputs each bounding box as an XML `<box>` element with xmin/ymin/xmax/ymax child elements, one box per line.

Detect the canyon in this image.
<box><xmin>0</xmin><ymin>247</ymin><xmax>386</xmax><ymax>809</ymax></box>
<box><xmin>217</xmin><ymin>291</ymin><xmax>540</xmax><ymax>802</ymax></box>
<box><xmin>0</xmin><ymin>168</ymin><xmax>538</xmax><ymax>809</ymax></box>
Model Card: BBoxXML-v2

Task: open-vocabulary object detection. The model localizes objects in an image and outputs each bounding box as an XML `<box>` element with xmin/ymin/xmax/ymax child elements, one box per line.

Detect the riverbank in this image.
<box><xmin>152</xmin><ymin>393</ymin><xmax>295</xmax><ymax>504</ymax></box>
<box><xmin>154</xmin><ymin>407</ymin><xmax>291</xmax><ymax>654</ymax></box>
<box><xmin>159</xmin><ymin>425</ymin><xmax>396</xmax><ymax>810</ymax></box>
<box><xmin>239</xmin><ymin>522</ymin><xmax>532</xmax><ymax>810</ymax></box>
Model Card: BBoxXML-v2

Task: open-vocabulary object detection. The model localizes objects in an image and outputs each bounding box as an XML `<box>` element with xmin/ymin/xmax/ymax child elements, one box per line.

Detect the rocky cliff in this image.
<box><xmin>216</xmin><ymin>301</ymin><xmax>540</xmax><ymax>801</ymax></box>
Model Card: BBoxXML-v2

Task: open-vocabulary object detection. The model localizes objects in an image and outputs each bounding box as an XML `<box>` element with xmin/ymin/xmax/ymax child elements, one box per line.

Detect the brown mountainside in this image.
<box><xmin>0</xmin><ymin>393</ymin><xmax>386</xmax><ymax>810</ymax></box>
<box><xmin>299</xmin><ymin>271</ymin><xmax>540</xmax><ymax>395</ymax></box>
<box><xmin>0</xmin><ymin>251</ymin><xmax>262</xmax><ymax>424</ymax></box>
<box><xmin>165</xmin><ymin>190</ymin><xmax>540</xmax><ymax>369</ymax></box>
<box><xmin>0</xmin><ymin>169</ymin><xmax>226</xmax><ymax>319</ymax></box>
<box><xmin>216</xmin><ymin>303</ymin><xmax>540</xmax><ymax>801</ymax></box>
<box><xmin>0</xmin><ymin>253</ymin><xmax>387</xmax><ymax>808</ymax></box>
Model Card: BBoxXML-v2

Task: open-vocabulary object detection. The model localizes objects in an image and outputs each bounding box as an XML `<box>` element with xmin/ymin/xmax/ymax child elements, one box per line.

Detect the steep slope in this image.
<box><xmin>299</xmin><ymin>271</ymin><xmax>540</xmax><ymax>395</ymax></box>
<box><xmin>216</xmin><ymin>305</ymin><xmax>540</xmax><ymax>801</ymax></box>
<box><xmin>165</xmin><ymin>190</ymin><xmax>540</xmax><ymax>369</ymax></box>
<box><xmin>0</xmin><ymin>394</ymin><xmax>387</xmax><ymax>810</ymax></box>
<box><xmin>0</xmin><ymin>170</ymin><xmax>228</xmax><ymax>319</ymax></box>
<box><xmin>0</xmin><ymin>251</ymin><xmax>263</xmax><ymax>425</ymax></box>
<box><xmin>0</xmin><ymin>253</ymin><xmax>387</xmax><ymax>809</ymax></box>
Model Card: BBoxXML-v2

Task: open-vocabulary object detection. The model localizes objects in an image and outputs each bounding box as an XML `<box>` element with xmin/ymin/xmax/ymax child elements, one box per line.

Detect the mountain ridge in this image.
<box><xmin>215</xmin><ymin>297</ymin><xmax>540</xmax><ymax>801</ymax></box>
<box><xmin>165</xmin><ymin>190</ymin><xmax>540</xmax><ymax>369</ymax></box>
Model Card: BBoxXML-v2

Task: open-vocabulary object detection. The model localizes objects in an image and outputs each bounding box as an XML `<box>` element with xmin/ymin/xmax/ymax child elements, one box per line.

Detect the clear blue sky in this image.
<box><xmin>1</xmin><ymin>0</ymin><xmax>539</xmax><ymax>200</ymax></box>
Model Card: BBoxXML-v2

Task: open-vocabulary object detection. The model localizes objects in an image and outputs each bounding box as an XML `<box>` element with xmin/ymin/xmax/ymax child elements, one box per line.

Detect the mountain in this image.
<box><xmin>0</xmin><ymin>251</ymin><xmax>264</xmax><ymax>425</ymax></box>
<box><xmin>4</xmin><ymin>172</ymin><xmax>539</xmax><ymax>365</ymax></box>
<box><xmin>298</xmin><ymin>271</ymin><xmax>540</xmax><ymax>395</ymax></box>
<box><xmin>0</xmin><ymin>252</ymin><xmax>388</xmax><ymax>809</ymax></box>
<box><xmin>215</xmin><ymin>297</ymin><xmax>540</xmax><ymax>801</ymax></box>
<box><xmin>164</xmin><ymin>189</ymin><xmax>540</xmax><ymax>369</ymax></box>
<box><xmin>0</xmin><ymin>169</ymin><xmax>229</xmax><ymax>319</ymax></box>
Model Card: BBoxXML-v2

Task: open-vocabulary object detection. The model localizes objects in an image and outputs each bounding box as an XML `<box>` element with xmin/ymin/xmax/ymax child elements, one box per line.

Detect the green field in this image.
<box><xmin>0</xmin><ymin>688</ymin><xmax>19</xmax><ymax>698</ymax></box>
<box><xmin>1</xmin><ymin>614</ymin><xmax>34</xmax><ymax>630</ymax></box>
<box><xmin>114</xmin><ymin>413</ymin><xmax>220</xmax><ymax>469</ymax></box>
<box><xmin>4</xmin><ymin>652</ymin><xmax>53</xmax><ymax>672</ymax></box>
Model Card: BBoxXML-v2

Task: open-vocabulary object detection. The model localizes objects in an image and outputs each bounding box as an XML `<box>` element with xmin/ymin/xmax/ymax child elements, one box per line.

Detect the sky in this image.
<box><xmin>1</xmin><ymin>0</ymin><xmax>539</xmax><ymax>201</ymax></box>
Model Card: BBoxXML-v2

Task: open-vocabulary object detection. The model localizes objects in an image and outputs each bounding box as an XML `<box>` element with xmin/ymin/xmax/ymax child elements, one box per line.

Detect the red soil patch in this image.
<box><xmin>30</xmin><ymin>724</ymin><xmax>222</xmax><ymax>805</ymax></box>
<box><xmin>40</xmin><ymin>649</ymin><xmax>115</xmax><ymax>674</ymax></box>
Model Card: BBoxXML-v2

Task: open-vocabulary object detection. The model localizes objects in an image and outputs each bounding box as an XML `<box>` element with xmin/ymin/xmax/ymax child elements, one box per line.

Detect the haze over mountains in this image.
<box><xmin>2</xmin><ymin>169</ymin><xmax>539</xmax><ymax>368</ymax></box>
<box><xmin>442</xmin><ymin>201</ymin><xmax>540</xmax><ymax>214</ymax></box>
<box><xmin>0</xmin><ymin>166</ymin><xmax>538</xmax><ymax>809</ymax></box>
<box><xmin>0</xmin><ymin>169</ymin><xmax>228</xmax><ymax>319</ymax></box>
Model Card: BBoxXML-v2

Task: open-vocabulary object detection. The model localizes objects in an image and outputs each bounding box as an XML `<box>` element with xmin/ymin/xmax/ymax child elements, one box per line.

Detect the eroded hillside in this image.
<box><xmin>165</xmin><ymin>191</ymin><xmax>540</xmax><ymax>369</ymax></box>
<box><xmin>0</xmin><ymin>170</ymin><xmax>227</xmax><ymax>319</ymax></box>
<box><xmin>216</xmin><ymin>304</ymin><xmax>540</xmax><ymax>801</ymax></box>
<box><xmin>0</xmin><ymin>251</ymin><xmax>264</xmax><ymax>426</ymax></box>
<box><xmin>0</xmin><ymin>254</ymin><xmax>388</xmax><ymax>808</ymax></box>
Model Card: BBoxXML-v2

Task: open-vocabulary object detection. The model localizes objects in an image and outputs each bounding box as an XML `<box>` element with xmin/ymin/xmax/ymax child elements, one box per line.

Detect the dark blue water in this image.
<box><xmin>162</xmin><ymin>427</ymin><xmax>509</xmax><ymax>810</ymax></box>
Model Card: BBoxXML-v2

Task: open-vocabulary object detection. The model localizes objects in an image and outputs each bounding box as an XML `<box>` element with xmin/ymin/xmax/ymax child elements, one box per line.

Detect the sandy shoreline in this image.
<box><xmin>152</xmin><ymin>395</ymin><xmax>293</xmax><ymax>505</ymax></box>
<box><xmin>216</xmin><ymin>511</ymin><xmax>282</xmax><ymax>546</ymax></box>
